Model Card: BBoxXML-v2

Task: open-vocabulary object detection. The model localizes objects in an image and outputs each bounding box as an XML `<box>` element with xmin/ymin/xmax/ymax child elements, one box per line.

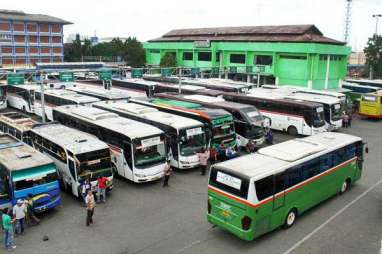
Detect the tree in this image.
<box><xmin>160</xmin><ymin>52</ymin><xmax>176</xmax><ymax>67</ymax></box>
<box><xmin>124</xmin><ymin>37</ymin><xmax>146</xmax><ymax>67</ymax></box>
<box><xmin>364</xmin><ymin>35</ymin><xmax>382</xmax><ymax>79</ymax></box>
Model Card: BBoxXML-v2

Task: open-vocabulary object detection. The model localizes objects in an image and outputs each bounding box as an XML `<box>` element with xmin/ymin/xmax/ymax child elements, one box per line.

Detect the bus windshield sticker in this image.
<box><xmin>216</xmin><ymin>171</ymin><xmax>242</xmax><ymax>190</ymax></box>
<box><xmin>186</xmin><ymin>127</ymin><xmax>203</xmax><ymax>137</ymax></box>
<box><xmin>363</xmin><ymin>95</ymin><xmax>376</xmax><ymax>102</ymax></box>
<box><xmin>141</xmin><ymin>136</ymin><xmax>161</xmax><ymax>148</ymax></box>
<box><xmin>317</xmin><ymin>107</ymin><xmax>324</xmax><ymax>113</ymax></box>
<box><xmin>87</xmin><ymin>159</ymin><xmax>101</xmax><ymax>165</ymax></box>
<box><xmin>334</xmin><ymin>104</ymin><xmax>341</xmax><ymax>109</ymax></box>
<box><xmin>247</xmin><ymin>111</ymin><xmax>260</xmax><ymax>118</ymax></box>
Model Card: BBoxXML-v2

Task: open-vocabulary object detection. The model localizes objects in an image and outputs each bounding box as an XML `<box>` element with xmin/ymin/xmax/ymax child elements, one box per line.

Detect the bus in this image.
<box><xmin>53</xmin><ymin>105</ymin><xmax>167</xmax><ymax>183</ymax></box>
<box><xmin>207</xmin><ymin>132</ymin><xmax>365</xmax><ymax>241</ymax></box>
<box><xmin>29</xmin><ymin>123</ymin><xmax>113</xmax><ymax>198</ymax></box>
<box><xmin>112</xmin><ymin>78</ymin><xmax>158</xmax><ymax>94</ymax></box>
<box><xmin>155</xmin><ymin>84</ymin><xmax>225</xmax><ymax>97</ymax></box>
<box><xmin>0</xmin><ymin>134</ymin><xmax>61</xmax><ymax>212</ymax></box>
<box><xmin>0</xmin><ymin>112</ymin><xmax>37</xmax><ymax>145</ymax></box>
<box><xmin>358</xmin><ymin>91</ymin><xmax>382</xmax><ymax>118</ymax></box>
<box><xmin>67</xmin><ymin>84</ymin><xmax>131</xmax><ymax>101</ymax></box>
<box><xmin>0</xmin><ymin>84</ymin><xmax>7</xmax><ymax>110</ymax></box>
<box><xmin>93</xmin><ymin>100</ymin><xmax>206</xmax><ymax>169</ymax></box>
<box><xmin>131</xmin><ymin>98</ymin><xmax>237</xmax><ymax>149</ymax></box>
<box><xmin>180</xmin><ymin>78</ymin><xmax>252</xmax><ymax>93</ymax></box>
<box><xmin>345</xmin><ymin>78</ymin><xmax>382</xmax><ymax>89</ymax></box>
<box><xmin>7</xmin><ymin>85</ymin><xmax>101</xmax><ymax>120</ymax></box>
<box><xmin>223</xmin><ymin>92</ymin><xmax>326</xmax><ymax>136</ymax></box>
<box><xmin>342</xmin><ymin>82</ymin><xmax>382</xmax><ymax>103</ymax></box>
<box><xmin>155</xmin><ymin>93</ymin><xmax>267</xmax><ymax>148</ymax></box>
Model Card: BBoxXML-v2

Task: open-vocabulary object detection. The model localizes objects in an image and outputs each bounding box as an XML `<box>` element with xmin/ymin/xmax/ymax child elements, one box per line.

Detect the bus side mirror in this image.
<box><xmin>365</xmin><ymin>146</ymin><xmax>369</xmax><ymax>154</ymax></box>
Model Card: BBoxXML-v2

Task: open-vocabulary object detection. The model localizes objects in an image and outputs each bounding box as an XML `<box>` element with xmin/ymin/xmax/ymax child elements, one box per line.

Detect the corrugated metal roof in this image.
<box><xmin>0</xmin><ymin>9</ymin><xmax>72</xmax><ymax>24</ymax></box>
<box><xmin>149</xmin><ymin>25</ymin><xmax>344</xmax><ymax>45</ymax></box>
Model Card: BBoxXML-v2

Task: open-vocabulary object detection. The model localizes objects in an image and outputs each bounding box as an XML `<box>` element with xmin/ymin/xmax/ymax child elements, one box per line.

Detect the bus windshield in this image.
<box><xmin>75</xmin><ymin>148</ymin><xmax>112</xmax><ymax>181</ymax></box>
<box><xmin>134</xmin><ymin>137</ymin><xmax>166</xmax><ymax>168</ymax></box>
<box><xmin>209</xmin><ymin>167</ymin><xmax>249</xmax><ymax>199</ymax></box>
<box><xmin>212</xmin><ymin>122</ymin><xmax>235</xmax><ymax>140</ymax></box>
<box><xmin>13</xmin><ymin>168</ymin><xmax>58</xmax><ymax>191</ymax></box>
<box><xmin>179</xmin><ymin>127</ymin><xmax>205</xmax><ymax>156</ymax></box>
<box><xmin>242</xmin><ymin>108</ymin><xmax>264</xmax><ymax>124</ymax></box>
<box><xmin>331</xmin><ymin>103</ymin><xmax>342</xmax><ymax>121</ymax></box>
<box><xmin>312</xmin><ymin>107</ymin><xmax>325</xmax><ymax>127</ymax></box>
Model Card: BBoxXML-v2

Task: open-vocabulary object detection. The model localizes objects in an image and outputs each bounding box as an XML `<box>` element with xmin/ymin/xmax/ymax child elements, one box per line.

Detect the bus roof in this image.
<box><xmin>94</xmin><ymin>100</ymin><xmax>204</xmax><ymax>130</ymax></box>
<box><xmin>261</xmin><ymin>85</ymin><xmax>346</xmax><ymax>98</ymax></box>
<box><xmin>31</xmin><ymin>123</ymin><xmax>109</xmax><ymax>154</ymax></box>
<box><xmin>43</xmin><ymin>89</ymin><xmax>101</xmax><ymax>104</ymax></box>
<box><xmin>12</xmin><ymin>84</ymin><xmax>40</xmax><ymax>91</ymax></box>
<box><xmin>112</xmin><ymin>78</ymin><xmax>158</xmax><ymax>87</ymax></box>
<box><xmin>285</xmin><ymin>93</ymin><xmax>341</xmax><ymax>105</ymax></box>
<box><xmin>0</xmin><ymin>112</ymin><xmax>38</xmax><ymax>132</ymax></box>
<box><xmin>68</xmin><ymin>85</ymin><xmax>131</xmax><ymax>100</ymax></box>
<box><xmin>214</xmin><ymin>132</ymin><xmax>361</xmax><ymax>181</ymax></box>
<box><xmin>342</xmin><ymin>82</ymin><xmax>382</xmax><ymax>90</ymax></box>
<box><xmin>0</xmin><ymin>134</ymin><xmax>53</xmax><ymax>171</ymax></box>
<box><xmin>54</xmin><ymin>105</ymin><xmax>164</xmax><ymax>139</ymax></box>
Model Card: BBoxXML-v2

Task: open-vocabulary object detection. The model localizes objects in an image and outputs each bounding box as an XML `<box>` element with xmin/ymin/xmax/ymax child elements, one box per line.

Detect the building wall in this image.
<box><xmin>0</xmin><ymin>20</ymin><xmax>64</xmax><ymax>67</ymax></box>
<box><xmin>144</xmin><ymin>41</ymin><xmax>351</xmax><ymax>90</ymax></box>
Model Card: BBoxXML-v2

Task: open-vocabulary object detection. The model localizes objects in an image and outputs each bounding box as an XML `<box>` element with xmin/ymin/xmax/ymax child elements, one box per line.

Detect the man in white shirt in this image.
<box><xmin>13</xmin><ymin>199</ymin><xmax>27</xmax><ymax>235</ymax></box>
<box><xmin>85</xmin><ymin>190</ymin><xmax>95</xmax><ymax>226</ymax></box>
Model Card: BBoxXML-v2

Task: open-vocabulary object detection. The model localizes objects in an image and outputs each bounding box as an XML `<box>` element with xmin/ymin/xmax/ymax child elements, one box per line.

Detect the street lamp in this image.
<box><xmin>372</xmin><ymin>14</ymin><xmax>382</xmax><ymax>35</ymax></box>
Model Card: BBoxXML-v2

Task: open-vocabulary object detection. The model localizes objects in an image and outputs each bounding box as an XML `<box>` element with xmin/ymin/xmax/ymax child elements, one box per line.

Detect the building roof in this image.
<box><xmin>149</xmin><ymin>25</ymin><xmax>345</xmax><ymax>45</ymax></box>
<box><xmin>0</xmin><ymin>9</ymin><xmax>72</xmax><ymax>25</ymax></box>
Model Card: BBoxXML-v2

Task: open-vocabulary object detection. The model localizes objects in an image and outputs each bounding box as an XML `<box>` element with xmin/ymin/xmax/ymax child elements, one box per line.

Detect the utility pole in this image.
<box><xmin>38</xmin><ymin>71</ymin><xmax>46</xmax><ymax>123</ymax></box>
<box><xmin>343</xmin><ymin>0</ymin><xmax>352</xmax><ymax>44</ymax></box>
<box><xmin>372</xmin><ymin>14</ymin><xmax>382</xmax><ymax>36</ymax></box>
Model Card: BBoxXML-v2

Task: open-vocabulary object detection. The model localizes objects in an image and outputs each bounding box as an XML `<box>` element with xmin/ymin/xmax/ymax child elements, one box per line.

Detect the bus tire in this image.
<box><xmin>287</xmin><ymin>126</ymin><xmax>298</xmax><ymax>136</ymax></box>
<box><xmin>340</xmin><ymin>178</ymin><xmax>351</xmax><ymax>194</ymax></box>
<box><xmin>22</xmin><ymin>106</ymin><xmax>26</xmax><ymax>113</ymax></box>
<box><xmin>112</xmin><ymin>164</ymin><xmax>118</xmax><ymax>177</ymax></box>
<box><xmin>284</xmin><ymin>208</ymin><xmax>297</xmax><ymax>228</ymax></box>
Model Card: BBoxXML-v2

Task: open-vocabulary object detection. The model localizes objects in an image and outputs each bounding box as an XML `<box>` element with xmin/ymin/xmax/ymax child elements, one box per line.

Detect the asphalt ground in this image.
<box><xmin>1</xmin><ymin>109</ymin><xmax>381</xmax><ymax>254</ymax></box>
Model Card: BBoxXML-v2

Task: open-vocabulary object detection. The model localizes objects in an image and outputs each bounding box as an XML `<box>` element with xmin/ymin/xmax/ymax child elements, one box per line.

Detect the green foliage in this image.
<box><xmin>64</xmin><ymin>35</ymin><xmax>145</xmax><ymax>67</ymax></box>
<box><xmin>160</xmin><ymin>52</ymin><xmax>177</xmax><ymax>67</ymax></box>
<box><xmin>364</xmin><ymin>35</ymin><xmax>382</xmax><ymax>78</ymax></box>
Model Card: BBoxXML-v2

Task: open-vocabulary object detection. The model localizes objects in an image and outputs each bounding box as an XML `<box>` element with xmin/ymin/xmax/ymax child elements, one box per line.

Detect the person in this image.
<box><xmin>209</xmin><ymin>147</ymin><xmax>217</xmax><ymax>162</ymax></box>
<box><xmin>163</xmin><ymin>160</ymin><xmax>172</xmax><ymax>187</ymax></box>
<box><xmin>85</xmin><ymin>190</ymin><xmax>95</xmax><ymax>226</ymax></box>
<box><xmin>81</xmin><ymin>177</ymin><xmax>92</xmax><ymax>203</ymax></box>
<box><xmin>26</xmin><ymin>194</ymin><xmax>40</xmax><ymax>226</ymax></box>
<box><xmin>217</xmin><ymin>143</ymin><xmax>226</xmax><ymax>161</ymax></box>
<box><xmin>265</xmin><ymin>128</ymin><xmax>274</xmax><ymax>145</ymax></box>
<box><xmin>96</xmin><ymin>176</ymin><xmax>108</xmax><ymax>203</ymax></box>
<box><xmin>2</xmin><ymin>208</ymin><xmax>16</xmax><ymax>251</ymax></box>
<box><xmin>347</xmin><ymin>111</ymin><xmax>352</xmax><ymax>127</ymax></box>
<box><xmin>13</xmin><ymin>199</ymin><xmax>27</xmax><ymax>235</ymax></box>
<box><xmin>226</xmin><ymin>146</ymin><xmax>238</xmax><ymax>160</ymax></box>
<box><xmin>236</xmin><ymin>136</ymin><xmax>241</xmax><ymax>153</ymax></box>
<box><xmin>342</xmin><ymin>112</ymin><xmax>349</xmax><ymax>128</ymax></box>
<box><xmin>247</xmin><ymin>140</ymin><xmax>256</xmax><ymax>153</ymax></box>
<box><xmin>197</xmin><ymin>149</ymin><xmax>210</xmax><ymax>176</ymax></box>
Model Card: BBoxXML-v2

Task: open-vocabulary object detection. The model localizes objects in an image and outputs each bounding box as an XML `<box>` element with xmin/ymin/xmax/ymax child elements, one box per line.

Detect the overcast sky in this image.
<box><xmin>3</xmin><ymin>0</ymin><xmax>382</xmax><ymax>51</ymax></box>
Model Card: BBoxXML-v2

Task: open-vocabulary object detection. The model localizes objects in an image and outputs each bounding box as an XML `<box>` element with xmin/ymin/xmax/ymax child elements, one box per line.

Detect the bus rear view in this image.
<box><xmin>0</xmin><ymin>134</ymin><xmax>61</xmax><ymax>212</ymax></box>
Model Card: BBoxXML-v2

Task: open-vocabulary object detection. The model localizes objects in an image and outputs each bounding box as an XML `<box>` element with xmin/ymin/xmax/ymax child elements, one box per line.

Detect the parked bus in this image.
<box><xmin>67</xmin><ymin>84</ymin><xmax>131</xmax><ymax>101</ymax></box>
<box><xmin>53</xmin><ymin>105</ymin><xmax>167</xmax><ymax>183</ymax></box>
<box><xmin>155</xmin><ymin>93</ymin><xmax>267</xmax><ymax>147</ymax></box>
<box><xmin>358</xmin><ymin>91</ymin><xmax>382</xmax><ymax>118</ymax></box>
<box><xmin>132</xmin><ymin>98</ymin><xmax>237</xmax><ymax>149</ymax></box>
<box><xmin>223</xmin><ymin>93</ymin><xmax>326</xmax><ymax>136</ymax></box>
<box><xmin>0</xmin><ymin>84</ymin><xmax>7</xmax><ymax>110</ymax></box>
<box><xmin>0</xmin><ymin>112</ymin><xmax>37</xmax><ymax>144</ymax></box>
<box><xmin>93</xmin><ymin>100</ymin><xmax>206</xmax><ymax>169</ymax></box>
<box><xmin>7</xmin><ymin>85</ymin><xmax>100</xmax><ymax>120</ymax></box>
<box><xmin>207</xmin><ymin>132</ymin><xmax>365</xmax><ymax>240</ymax></box>
<box><xmin>180</xmin><ymin>78</ymin><xmax>252</xmax><ymax>93</ymax></box>
<box><xmin>112</xmin><ymin>78</ymin><xmax>158</xmax><ymax>94</ymax></box>
<box><xmin>0</xmin><ymin>134</ymin><xmax>61</xmax><ymax>212</ymax></box>
<box><xmin>29</xmin><ymin>123</ymin><xmax>113</xmax><ymax>198</ymax></box>
<box><xmin>342</xmin><ymin>82</ymin><xmax>382</xmax><ymax>103</ymax></box>
<box><xmin>345</xmin><ymin>78</ymin><xmax>382</xmax><ymax>89</ymax></box>
<box><xmin>155</xmin><ymin>84</ymin><xmax>225</xmax><ymax>97</ymax></box>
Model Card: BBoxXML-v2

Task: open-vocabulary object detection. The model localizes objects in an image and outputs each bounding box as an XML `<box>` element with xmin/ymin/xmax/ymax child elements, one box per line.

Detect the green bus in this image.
<box><xmin>207</xmin><ymin>132</ymin><xmax>365</xmax><ymax>241</ymax></box>
<box><xmin>131</xmin><ymin>98</ymin><xmax>236</xmax><ymax>149</ymax></box>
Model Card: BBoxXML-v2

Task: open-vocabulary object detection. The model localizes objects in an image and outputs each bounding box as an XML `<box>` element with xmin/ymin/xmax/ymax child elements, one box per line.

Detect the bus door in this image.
<box><xmin>29</xmin><ymin>90</ymin><xmax>35</xmax><ymax>111</ymax></box>
<box><xmin>67</xmin><ymin>157</ymin><xmax>79</xmax><ymax>197</ymax></box>
<box><xmin>122</xmin><ymin>141</ymin><xmax>133</xmax><ymax>180</ymax></box>
<box><xmin>271</xmin><ymin>172</ymin><xmax>286</xmax><ymax>229</ymax></box>
<box><xmin>0</xmin><ymin>169</ymin><xmax>12</xmax><ymax>209</ymax></box>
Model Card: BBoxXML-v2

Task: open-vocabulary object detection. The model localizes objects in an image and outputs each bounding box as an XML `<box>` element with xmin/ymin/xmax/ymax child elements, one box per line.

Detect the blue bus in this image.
<box><xmin>0</xmin><ymin>134</ymin><xmax>61</xmax><ymax>213</ymax></box>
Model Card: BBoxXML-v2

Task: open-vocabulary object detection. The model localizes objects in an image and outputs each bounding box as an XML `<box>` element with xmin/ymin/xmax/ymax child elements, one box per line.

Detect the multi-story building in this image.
<box><xmin>0</xmin><ymin>9</ymin><xmax>71</xmax><ymax>67</ymax></box>
<box><xmin>144</xmin><ymin>25</ymin><xmax>351</xmax><ymax>90</ymax></box>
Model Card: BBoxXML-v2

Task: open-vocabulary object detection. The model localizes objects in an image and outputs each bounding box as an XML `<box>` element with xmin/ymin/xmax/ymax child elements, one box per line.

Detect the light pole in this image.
<box><xmin>372</xmin><ymin>14</ymin><xmax>382</xmax><ymax>35</ymax></box>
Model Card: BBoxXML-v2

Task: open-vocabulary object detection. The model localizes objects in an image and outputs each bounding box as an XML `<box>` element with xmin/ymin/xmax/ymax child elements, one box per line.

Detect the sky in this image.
<box><xmin>2</xmin><ymin>0</ymin><xmax>382</xmax><ymax>51</ymax></box>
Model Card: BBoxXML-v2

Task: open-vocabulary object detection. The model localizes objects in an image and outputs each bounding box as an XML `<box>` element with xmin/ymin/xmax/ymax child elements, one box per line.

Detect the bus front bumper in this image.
<box><xmin>34</xmin><ymin>195</ymin><xmax>61</xmax><ymax>213</ymax></box>
<box><xmin>135</xmin><ymin>171</ymin><xmax>164</xmax><ymax>183</ymax></box>
<box><xmin>207</xmin><ymin>213</ymin><xmax>253</xmax><ymax>241</ymax></box>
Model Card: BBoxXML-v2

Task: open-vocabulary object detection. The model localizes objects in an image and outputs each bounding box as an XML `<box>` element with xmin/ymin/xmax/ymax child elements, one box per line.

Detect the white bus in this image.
<box><xmin>0</xmin><ymin>112</ymin><xmax>37</xmax><ymax>145</ymax></box>
<box><xmin>7</xmin><ymin>85</ymin><xmax>100</xmax><ymax>121</ymax></box>
<box><xmin>92</xmin><ymin>100</ymin><xmax>207</xmax><ymax>169</ymax></box>
<box><xmin>67</xmin><ymin>84</ymin><xmax>131</xmax><ymax>101</ymax></box>
<box><xmin>29</xmin><ymin>123</ymin><xmax>113</xmax><ymax>198</ymax></box>
<box><xmin>53</xmin><ymin>105</ymin><xmax>167</xmax><ymax>183</ymax></box>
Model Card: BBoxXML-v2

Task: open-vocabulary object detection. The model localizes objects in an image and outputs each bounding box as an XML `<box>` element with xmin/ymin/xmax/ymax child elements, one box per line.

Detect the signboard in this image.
<box><xmin>194</xmin><ymin>40</ymin><xmax>210</xmax><ymax>48</ymax></box>
<box><xmin>98</xmin><ymin>69</ymin><xmax>112</xmax><ymax>81</ymax></box>
<box><xmin>191</xmin><ymin>67</ymin><xmax>200</xmax><ymax>76</ymax></box>
<box><xmin>140</xmin><ymin>136</ymin><xmax>162</xmax><ymax>148</ymax></box>
<box><xmin>161</xmin><ymin>68</ymin><xmax>172</xmax><ymax>77</ymax></box>
<box><xmin>131</xmin><ymin>69</ymin><xmax>143</xmax><ymax>78</ymax></box>
<box><xmin>7</xmin><ymin>73</ymin><xmax>24</xmax><ymax>85</ymax></box>
<box><xmin>186</xmin><ymin>127</ymin><xmax>203</xmax><ymax>137</ymax></box>
<box><xmin>216</xmin><ymin>171</ymin><xmax>242</xmax><ymax>190</ymax></box>
<box><xmin>246</xmin><ymin>66</ymin><xmax>253</xmax><ymax>74</ymax></box>
<box><xmin>229</xmin><ymin>66</ymin><xmax>237</xmax><ymax>74</ymax></box>
<box><xmin>59</xmin><ymin>71</ymin><xmax>74</xmax><ymax>82</ymax></box>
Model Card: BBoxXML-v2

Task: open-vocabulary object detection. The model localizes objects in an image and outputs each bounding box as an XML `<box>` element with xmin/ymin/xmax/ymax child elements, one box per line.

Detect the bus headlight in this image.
<box><xmin>180</xmin><ymin>161</ymin><xmax>190</xmax><ymax>164</ymax></box>
<box><xmin>135</xmin><ymin>173</ymin><xmax>146</xmax><ymax>178</ymax></box>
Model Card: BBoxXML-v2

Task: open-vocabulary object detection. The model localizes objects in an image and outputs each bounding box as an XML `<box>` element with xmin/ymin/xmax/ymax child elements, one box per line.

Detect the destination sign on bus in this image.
<box><xmin>334</xmin><ymin>104</ymin><xmax>341</xmax><ymax>109</ymax></box>
<box><xmin>317</xmin><ymin>107</ymin><xmax>324</xmax><ymax>113</ymax></box>
<box><xmin>186</xmin><ymin>127</ymin><xmax>203</xmax><ymax>137</ymax></box>
<box><xmin>141</xmin><ymin>136</ymin><xmax>161</xmax><ymax>148</ymax></box>
<box><xmin>216</xmin><ymin>171</ymin><xmax>242</xmax><ymax>190</ymax></box>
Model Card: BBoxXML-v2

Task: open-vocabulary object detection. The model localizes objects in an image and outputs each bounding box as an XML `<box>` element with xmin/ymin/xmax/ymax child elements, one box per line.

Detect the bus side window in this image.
<box><xmin>123</xmin><ymin>142</ymin><xmax>133</xmax><ymax>169</ymax></box>
<box><xmin>320</xmin><ymin>152</ymin><xmax>333</xmax><ymax>172</ymax></box>
<box><xmin>255</xmin><ymin>175</ymin><xmax>274</xmax><ymax>201</ymax></box>
<box><xmin>68</xmin><ymin>159</ymin><xmax>76</xmax><ymax>179</ymax></box>
<box><xmin>333</xmin><ymin>147</ymin><xmax>346</xmax><ymax>165</ymax></box>
<box><xmin>286</xmin><ymin>166</ymin><xmax>302</xmax><ymax>189</ymax></box>
<box><xmin>301</xmin><ymin>158</ymin><xmax>320</xmax><ymax>180</ymax></box>
<box><xmin>171</xmin><ymin>135</ymin><xmax>178</xmax><ymax>160</ymax></box>
<box><xmin>345</xmin><ymin>144</ymin><xmax>356</xmax><ymax>160</ymax></box>
<box><xmin>274</xmin><ymin>172</ymin><xmax>286</xmax><ymax>194</ymax></box>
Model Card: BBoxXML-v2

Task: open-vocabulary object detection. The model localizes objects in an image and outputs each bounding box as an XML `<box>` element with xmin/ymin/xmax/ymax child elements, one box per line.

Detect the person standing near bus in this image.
<box><xmin>197</xmin><ymin>149</ymin><xmax>210</xmax><ymax>176</ymax></box>
<box><xmin>96</xmin><ymin>176</ymin><xmax>108</xmax><ymax>203</ymax></box>
<box><xmin>163</xmin><ymin>160</ymin><xmax>172</xmax><ymax>187</ymax></box>
<box><xmin>236</xmin><ymin>136</ymin><xmax>242</xmax><ymax>153</ymax></box>
<box><xmin>26</xmin><ymin>194</ymin><xmax>40</xmax><ymax>226</ymax></box>
<box><xmin>2</xmin><ymin>208</ymin><xmax>16</xmax><ymax>251</ymax></box>
<box><xmin>13</xmin><ymin>199</ymin><xmax>27</xmax><ymax>235</ymax></box>
<box><xmin>265</xmin><ymin>128</ymin><xmax>274</xmax><ymax>145</ymax></box>
<box><xmin>81</xmin><ymin>177</ymin><xmax>91</xmax><ymax>203</ymax></box>
<box><xmin>85</xmin><ymin>190</ymin><xmax>95</xmax><ymax>226</ymax></box>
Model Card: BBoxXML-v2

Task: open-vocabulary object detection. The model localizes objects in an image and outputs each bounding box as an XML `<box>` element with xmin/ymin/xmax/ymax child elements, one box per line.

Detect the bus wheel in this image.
<box><xmin>112</xmin><ymin>164</ymin><xmax>118</xmax><ymax>177</ymax></box>
<box><xmin>284</xmin><ymin>209</ymin><xmax>297</xmax><ymax>228</ymax></box>
<box><xmin>287</xmin><ymin>126</ymin><xmax>298</xmax><ymax>136</ymax></box>
<box><xmin>340</xmin><ymin>178</ymin><xmax>351</xmax><ymax>194</ymax></box>
<box><xmin>22</xmin><ymin>106</ymin><xmax>26</xmax><ymax>113</ymax></box>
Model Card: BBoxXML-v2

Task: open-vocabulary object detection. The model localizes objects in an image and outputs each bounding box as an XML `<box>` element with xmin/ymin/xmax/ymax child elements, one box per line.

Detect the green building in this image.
<box><xmin>144</xmin><ymin>25</ymin><xmax>351</xmax><ymax>90</ymax></box>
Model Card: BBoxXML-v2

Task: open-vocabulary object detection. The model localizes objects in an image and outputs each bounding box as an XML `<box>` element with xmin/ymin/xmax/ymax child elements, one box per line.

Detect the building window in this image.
<box><xmin>279</xmin><ymin>55</ymin><xmax>307</xmax><ymax>60</ymax></box>
<box><xmin>149</xmin><ymin>49</ymin><xmax>160</xmax><ymax>54</ymax></box>
<box><xmin>216</xmin><ymin>53</ymin><xmax>220</xmax><ymax>62</ymax></box>
<box><xmin>198</xmin><ymin>52</ymin><xmax>211</xmax><ymax>61</ymax></box>
<box><xmin>183</xmin><ymin>52</ymin><xmax>193</xmax><ymax>61</ymax></box>
<box><xmin>255</xmin><ymin>55</ymin><xmax>273</xmax><ymax>65</ymax></box>
<box><xmin>230</xmin><ymin>54</ymin><xmax>246</xmax><ymax>64</ymax></box>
